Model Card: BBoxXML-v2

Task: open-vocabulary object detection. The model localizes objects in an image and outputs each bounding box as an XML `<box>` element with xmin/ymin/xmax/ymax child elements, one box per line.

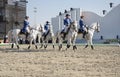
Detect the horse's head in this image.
<box><xmin>70</xmin><ymin>21</ymin><xmax>78</xmax><ymax>32</ymax></box>
<box><xmin>35</xmin><ymin>24</ymin><xmax>44</xmax><ymax>32</ymax></box>
<box><xmin>91</xmin><ymin>22</ymin><xmax>100</xmax><ymax>32</ymax></box>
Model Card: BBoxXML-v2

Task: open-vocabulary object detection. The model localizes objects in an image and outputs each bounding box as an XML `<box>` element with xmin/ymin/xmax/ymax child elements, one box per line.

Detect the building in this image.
<box><xmin>0</xmin><ymin>0</ymin><xmax>27</xmax><ymax>38</ymax></box>
<box><xmin>82</xmin><ymin>4</ymin><xmax>120</xmax><ymax>39</ymax></box>
<box><xmin>51</xmin><ymin>4</ymin><xmax>120</xmax><ymax>40</ymax></box>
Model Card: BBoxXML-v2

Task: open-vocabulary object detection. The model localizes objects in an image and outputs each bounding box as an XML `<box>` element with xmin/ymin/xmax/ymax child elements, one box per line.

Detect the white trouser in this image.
<box><xmin>64</xmin><ymin>26</ymin><xmax>69</xmax><ymax>33</ymax></box>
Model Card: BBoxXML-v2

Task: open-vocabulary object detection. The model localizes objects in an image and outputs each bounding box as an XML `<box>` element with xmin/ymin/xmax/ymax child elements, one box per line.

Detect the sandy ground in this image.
<box><xmin>0</xmin><ymin>44</ymin><xmax>120</xmax><ymax>77</ymax></box>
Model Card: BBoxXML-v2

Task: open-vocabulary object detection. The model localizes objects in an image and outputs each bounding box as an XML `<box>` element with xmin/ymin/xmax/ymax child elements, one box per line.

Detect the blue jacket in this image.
<box><xmin>64</xmin><ymin>18</ymin><xmax>72</xmax><ymax>26</ymax></box>
<box><xmin>79</xmin><ymin>19</ymin><xmax>84</xmax><ymax>29</ymax></box>
<box><xmin>44</xmin><ymin>24</ymin><xmax>50</xmax><ymax>31</ymax></box>
<box><xmin>22</xmin><ymin>20</ymin><xmax>29</xmax><ymax>32</ymax></box>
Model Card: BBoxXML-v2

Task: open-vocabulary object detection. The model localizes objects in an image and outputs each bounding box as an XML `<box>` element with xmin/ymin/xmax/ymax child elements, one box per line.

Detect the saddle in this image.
<box><xmin>19</xmin><ymin>29</ymin><xmax>26</xmax><ymax>35</ymax></box>
<box><xmin>78</xmin><ymin>28</ymin><xmax>89</xmax><ymax>38</ymax></box>
<box><xmin>19</xmin><ymin>29</ymin><xmax>30</xmax><ymax>40</ymax></box>
<box><xmin>78</xmin><ymin>29</ymin><xmax>83</xmax><ymax>34</ymax></box>
<box><xmin>60</xmin><ymin>28</ymin><xmax>70</xmax><ymax>40</ymax></box>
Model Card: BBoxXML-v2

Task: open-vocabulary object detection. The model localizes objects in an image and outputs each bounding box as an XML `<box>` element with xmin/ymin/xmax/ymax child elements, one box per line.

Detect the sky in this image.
<box><xmin>27</xmin><ymin>0</ymin><xmax>120</xmax><ymax>26</ymax></box>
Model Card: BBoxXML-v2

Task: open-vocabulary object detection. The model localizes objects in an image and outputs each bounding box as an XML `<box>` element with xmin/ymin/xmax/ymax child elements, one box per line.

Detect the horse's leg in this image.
<box><xmin>90</xmin><ymin>39</ymin><xmax>94</xmax><ymax>50</ymax></box>
<box><xmin>73</xmin><ymin>34</ymin><xmax>77</xmax><ymax>51</ymax></box>
<box><xmin>85</xmin><ymin>40</ymin><xmax>89</xmax><ymax>48</ymax></box>
<box><xmin>33</xmin><ymin>39</ymin><xmax>38</xmax><ymax>49</ymax></box>
<box><xmin>73</xmin><ymin>45</ymin><xmax>77</xmax><ymax>50</ymax></box>
<box><xmin>59</xmin><ymin>44</ymin><xmax>62</xmax><ymax>51</ymax></box>
<box><xmin>44</xmin><ymin>40</ymin><xmax>48</xmax><ymax>49</ymax></box>
<box><xmin>66</xmin><ymin>34</ymin><xmax>71</xmax><ymax>50</ymax></box>
<box><xmin>11</xmin><ymin>43</ymin><xmax>14</xmax><ymax>48</ymax></box>
<box><xmin>28</xmin><ymin>39</ymin><xmax>33</xmax><ymax>49</ymax></box>
<box><xmin>39</xmin><ymin>37</ymin><xmax>43</xmax><ymax>48</ymax></box>
<box><xmin>58</xmin><ymin>37</ymin><xmax>62</xmax><ymax>51</ymax></box>
<box><xmin>52</xmin><ymin>36</ymin><xmax>55</xmax><ymax>49</ymax></box>
<box><xmin>15</xmin><ymin>36</ymin><xmax>19</xmax><ymax>49</ymax></box>
<box><xmin>40</xmin><ymin>43</ymin><xmax>43</xmax><ymax>48</ymax></box>
<box><xmin>11</xmin><ymin>38</ymin><xmax>14</xmax><ymax>48</ymax></box>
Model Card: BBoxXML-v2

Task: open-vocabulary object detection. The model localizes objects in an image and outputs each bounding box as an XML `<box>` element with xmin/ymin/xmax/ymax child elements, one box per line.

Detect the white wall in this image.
<box><xmin>51</xmin><ymin>5</ymin><xmax>120</xmax><ymax>39</ymax></box>
<box><xmin>82</xmin><ymin>4</ymin><xmax>120</xmax><ymax>39</ymax></box>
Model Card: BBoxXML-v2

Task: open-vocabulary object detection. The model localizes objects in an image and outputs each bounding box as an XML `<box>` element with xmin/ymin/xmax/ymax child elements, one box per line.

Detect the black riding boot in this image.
<box><xmin>25</xmin><ymin>32</ymin><xmax>29</xmax><ymax>44</ymax></box>
<box><xmin>44</xmin><ymin>34</ymin><xmax>47</xmax><ymax>40</ymax></box>
<box><xmin>83</xmin><ymin>31</ymin><xmax>86</xmax><ymax>38</ymax></box>
<box><xmin>63</xmin><ymin>33</ymin><xmax>66</xmax><ymax>40</ymax></box>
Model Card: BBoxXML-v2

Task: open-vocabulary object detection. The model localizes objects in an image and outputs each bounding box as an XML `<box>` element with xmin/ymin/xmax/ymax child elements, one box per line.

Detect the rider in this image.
<box><xmin>21</xmin><ymin>16</ymin><xmax>30</xmax><ymax>39</ymax></box>
<box><xmin>79</xmin><ymin>15</ymin><xmax>87</xmax><ymax>38</ymax></box>
<box><xmin>43</xmin><ymin>21</ymin><xmax>51</xmax><ymax>39</ymax></box>
<box><xmin>62</xmin><ymin>14</ymin><xmax>72</xmax><ymax>39</ymax></box>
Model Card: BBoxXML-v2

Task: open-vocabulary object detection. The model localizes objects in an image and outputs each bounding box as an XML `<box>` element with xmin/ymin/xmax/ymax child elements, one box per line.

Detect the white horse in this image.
<box><xmin>77</xmin><ymin>22</ymin><xmax>100</xmax><ymax>49</ymax></box>
<box><xmin>7</xmin><ymin>24</ymin><xmax>42</xmax><ymax>49</ymax></box>
<box><xmin>40</xmin><ymin>25</ymin><xmax>55</xmax><ymax>49</ymax></box>
<box><xmin>27</xmin><ymin>24</ymin><xmax>43</xmax><ymax>49</ymax></box>
<box><xmin>56</xmin><ymin>21</ymin><xmax>78</xmax><ymax>51</ymax></box>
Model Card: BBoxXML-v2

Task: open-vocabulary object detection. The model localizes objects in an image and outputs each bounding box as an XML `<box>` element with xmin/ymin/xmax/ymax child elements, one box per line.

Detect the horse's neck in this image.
<box><xmin>89</xmin><ymin>25</ymin><xmax>96</xmax><ymax>33</ymax></box>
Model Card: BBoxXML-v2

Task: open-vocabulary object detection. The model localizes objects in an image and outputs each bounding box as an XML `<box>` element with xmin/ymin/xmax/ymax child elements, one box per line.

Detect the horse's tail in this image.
<box><xmin>7</xmin><ymin>30</ymin><xmax>13</xmax><ymax>43</ymax></box>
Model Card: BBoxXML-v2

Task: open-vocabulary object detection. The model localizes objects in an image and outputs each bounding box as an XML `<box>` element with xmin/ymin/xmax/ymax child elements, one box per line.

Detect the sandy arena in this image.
<box><xmin>0</xmin><ymin>44</ymin><xmax>120</xmax><ymax>77</ymax></box>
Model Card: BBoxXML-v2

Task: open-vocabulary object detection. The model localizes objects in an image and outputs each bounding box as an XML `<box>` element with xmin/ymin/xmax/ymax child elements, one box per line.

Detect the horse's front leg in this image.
<box><xmin>66</xmin><ymin>36</ymin><xmax>71</xmax><ymax>51</ymax></box>
<box><xmin>44</xmin><ymin>40</ymin><xmax>48</xmax><ymax>49</ymax></box>
<box><xmin>39</xmin><ymin>37</ymin><xmax>44</xmax><ymax>48</ymax></box>
<box><xmin>90</xmin><ymin>39</ymin><xmax>94</xmax><ymax>50</ymax></box>
<box><xmin>85</xmin><ymin>40</ymin><xmax>89</xmax><ymax>49</ymax></box>
<box><xmin>11</xmin><ymin>38</ymin><xmax>14</xmax><ymax>48</ymax></box>
<box><xmin>58</xmin><ymin>37</ymin><xmax>62</xmax><ymax>51</ymax></box>
<box><xmin>34</xmin><ymin>39</ymin><xmax>38</xmax><ymax>49</ymax></box>
<box><xmin>52</xmin><ymin>36</ymin><xmax>55</xmax><ymax>49</ymax></box>
<box><xmin>72</xmin><ymin>33</ymin><xmax>77</xmax><ymax>51</ymax></box>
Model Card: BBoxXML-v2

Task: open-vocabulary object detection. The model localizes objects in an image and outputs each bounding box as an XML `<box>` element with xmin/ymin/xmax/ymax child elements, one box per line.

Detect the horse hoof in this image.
<box><xmin>67</xmin><ymin>45</ymin><xmax>70</xmax><ymax>48</ymax></box>
<box><xmin>17</xmin><ymin>45</ymin><xmax>19</xmax><ymax>49</ymax></box>
<box><xmin>73</xmin><ymin>45</ymin><xmax>77</xmax><ymax>50</ymax></box>
<box><xmin>53</xmin><ymin>45</ymin><xmax>55</xmax><ymax>49</ymax></box>
<box><xmin>11</xmin><ymin>44</ymin><xmax>14</xmax><ymax>48</ymax></box>
<box><xmin>91</xmin><ymin>45</ymin><xmax>94</xmax><ymax>50</ymax></box>
<box><xmin>59</xmin><ymin>47</ymin><xmax>62</xmax><ymax>51</ymax></box>
<box><xmin>28</xmin><ymin>46</ymin><xmax>30</xmax><ymax>49</ymax></box>
<box><xmin>85</xmin><ymin>45</ymin><xmax>88</xmax><ymax>48</ymax></box>
<box><xmin>35</xmin><ymin>45</ymin><xmax>38</xmax><ymax>49</ymax></box>
<box><xmin>44</xmin><ymin>45</ymin><xmax>47</xmax><ymax>49</ymax></box>
<box><xmin>59</xmin><ymin>44</ymin><xmax>62</xmax><ymax>51</ymax></box>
